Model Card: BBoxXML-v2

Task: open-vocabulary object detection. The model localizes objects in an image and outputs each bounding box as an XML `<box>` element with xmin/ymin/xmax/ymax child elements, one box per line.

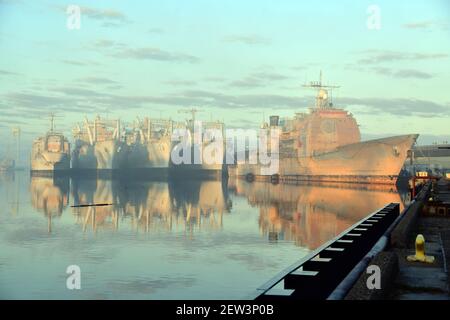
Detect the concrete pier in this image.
<box><xmin>345</xmin><ymin>177</ymin><xmax>450</xmax><ymax>300</ymax></box>
<box><xmin>390</xmin><ymin>178</ymin><xmax>450</xmax><ymax>299</ymax></box>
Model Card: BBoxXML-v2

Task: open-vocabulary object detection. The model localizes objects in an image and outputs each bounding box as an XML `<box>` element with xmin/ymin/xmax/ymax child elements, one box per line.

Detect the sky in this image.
<box><xmin>0</xmin><ymin>0</ymin><xmax>449</xmax><ymax>165</ymax></box>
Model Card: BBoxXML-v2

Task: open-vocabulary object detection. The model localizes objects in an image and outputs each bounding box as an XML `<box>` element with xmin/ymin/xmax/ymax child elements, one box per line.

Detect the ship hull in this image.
<box><xmin>127</xmin><ymin>138</ymin><xmax>171</xmax><ymax>167</ymax></box>
<box><xmin>169</xmin><ymin>164</ymin><xmax>225</xmax><ymax>180</ymax></box>
<box><xmin>72</xmin><ymin>140</ymin><xmax>127</xmax><ymax>175</ymax></box>
<box><xmin>31</xmin><ymin>152</ymin><xmax>70</xmax><ymax>177</ymax></box>
<box><xmin>122</xmin><ymin>137</ymin><xmax>171</xmax><ymax>179</ymax></box>
<box><xmin>232</xmin><ymin>134</ymin><xmax>418</xmax><ymax>185</ymax></box>
<box><xmin>168</xmin><ymin>141</ymin><xmax>226</xmax><ymax>180</ymax></box>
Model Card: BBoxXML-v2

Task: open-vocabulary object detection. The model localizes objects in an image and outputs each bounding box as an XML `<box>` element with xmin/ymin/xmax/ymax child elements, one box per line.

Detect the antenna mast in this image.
<box><xmin>50</xmin><ymin>113</ymin><xmax>55</xmax><ymax>132</ymax></box>
<box><xmin>302</xmin><ymin>71</ymin><xmax>340</xmax><ymax>109</ymax></box>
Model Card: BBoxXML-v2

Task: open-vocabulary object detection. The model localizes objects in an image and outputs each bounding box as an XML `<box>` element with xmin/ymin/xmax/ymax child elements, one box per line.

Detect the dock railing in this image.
<box><xmin>251</xmin><ymin>203</ymin><xmax>401</xmax><ymax>300</ymax></box>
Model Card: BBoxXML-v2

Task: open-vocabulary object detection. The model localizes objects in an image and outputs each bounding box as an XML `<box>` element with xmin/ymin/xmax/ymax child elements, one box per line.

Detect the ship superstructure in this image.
<box><xmin>232</xmin><ymin>74</ymin><xmax>418</xmax><ymax>185</ymax></box>
<box><xmin>31</xmin><ymin>115</ymin><xmax>70</xmax><ymax>176</ymax></box>
<box><xmin>71</xmin><ymin>116</ymin><xmax>127</xmax><ymax>176</ymax></box>
<box><xmin>125</xmin><ymin>117</ymin><xmax>173</xmax><ymax>178</ymax></box>
<box><xmin>170</xmin><ymin>108</ymin><xmax>226</xmax><ymax>179</ymax></box>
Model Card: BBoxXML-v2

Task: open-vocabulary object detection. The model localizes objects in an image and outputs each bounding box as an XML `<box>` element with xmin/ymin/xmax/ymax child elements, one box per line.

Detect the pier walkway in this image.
<box><xmin>390</xmin><ymin>178</ymin><xmax>450</xmax><ymax>300</ymax></box>
<box><xmin>345</xmin><ymin>177</ymin><xmax>450</xmax><ymax>300</ymax></box>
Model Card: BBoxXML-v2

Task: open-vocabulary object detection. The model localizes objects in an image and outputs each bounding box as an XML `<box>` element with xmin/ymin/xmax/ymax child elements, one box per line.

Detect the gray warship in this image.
<box><xmin>230</xmin><ymin>74</ymin><xmax>418</xmax><ymax>185</ymax></box>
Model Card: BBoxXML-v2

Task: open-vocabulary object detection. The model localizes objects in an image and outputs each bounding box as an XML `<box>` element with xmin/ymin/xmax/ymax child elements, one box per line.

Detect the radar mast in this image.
<box><xmin>302</xmin><ymin>71</ymin><xmax>340</xmax><ymax>109</ymax></box>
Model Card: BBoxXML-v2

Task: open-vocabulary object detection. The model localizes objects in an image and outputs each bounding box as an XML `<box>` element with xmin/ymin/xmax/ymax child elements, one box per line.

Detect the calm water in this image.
<box><xmin>0</xmin><ymin>171</ymin><xmax>405</xmax><ymax>299</ymax></box>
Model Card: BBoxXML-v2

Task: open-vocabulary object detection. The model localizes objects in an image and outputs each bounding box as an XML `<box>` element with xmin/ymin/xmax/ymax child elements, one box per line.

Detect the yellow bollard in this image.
<box><xmin>407</xmin><ymin>234</ymin><xmax>435</xmax><ymax>263</ymax></box>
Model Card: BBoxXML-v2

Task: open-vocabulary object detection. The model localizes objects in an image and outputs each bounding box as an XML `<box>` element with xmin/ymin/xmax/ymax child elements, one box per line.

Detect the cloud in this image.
<box><xmin>3</xmin><ymin>84</ymin><xmax>448</xmax><ymax>127</ymax></box>
<box><xmin>223</xmin><ymin>34</ymin><xmax>271</xmax><ymax>45</ymax></box>
<box><xmin>174</xmin><ymin>90</ymin><xmax>308</xmax><ymax>109</ymax></box>
<box><xmin>252</xmin><ymin>72</ymin><xmax>290</xmax><ymax>81</ymax></box>
<box><xmin>357</xmin><ymin>50</ymin><xmax>449</xmax><ymax>64</ymax></box>
<box><xmin>11</xmin><ymin>85</ymin><xmax>305</xmax><ymax>111</ymax></box>
<box><xmin>371</xmin><ymin>67</ymin><xmax>433</xmax><ymax>79</ymax></box>
<box><xmin>42</xmin><ymin>85</ymin><xmax>450</xmax><ymax>118</ymax></box>
<box><xmin>52</xmin><ymin>5</ymin><xmax>130</xmax><ymax>28</ymax></box>
<box><xmin>148</xmin><ymin>28</ymin><xmax>165</xmax><ymax>34</ymax></box>
<box><xmin>4</xmin><ymin>92</ymin><xmax>71</xmax><ymax>108</ymax></box>
<box><xmin>165</xmin><ymin>80</ymin><xmax>197</xmax><ymax>86</ymax></box>
<box><xmin>229</xmin><ymin>79</ymin><xmax>265</xmax><ymax>88</ymax></box>
<box><xmin>204</xmin><ymin>76</ymin><xmax>227</xmax><ymax>82</ymax></box>
<box><xmin>0</xmin><ymin>69</ymin><xmax>19</xmax><ymax>76</ymax></box>
<box><xmin>91</xmin><ymin>39</ymin><xmax>127</xmax><ymax>49</ymax></box>
<box><xmin>81</xmin><ymin>6</ymin><xmax>126</xmax><ymax>21</ymax></box>
<box><xmin>340</xmin><ymin>97</ymin><xmax>450</xmax><ymax>117</ymax></box>
<box><xmin>84</xmin><ymin>39</ymin><xmax>200</xmax><ymax>64</ymax></box>
<box><xmin>229</xmin><ymin>71</ymin><xmax>291</xmax><ymax>88</ymax></box>
<box><xmin>112</xmin><ymin>47</ymin><xmax>200</xmax><ymax>63</ymax></box>
<box><xmin>61</xmin><ymin>59</ymin><xmax>90</xmax><ymax>66</ymax></box>
<box><xmin>1</xmin><ymin>91</ymin><xmax>102</xmax><ymax>117</ymax></box>
<box><xmin>72</xmin><ymin>5</ymin><xmax>129</xmax><ymax>25</ymax></box>
<box><xmin>390</xmin><ymin>69</ymin><xmax>433</xmax><ymax>79</ymax></box>
<box><xmin>77</xmin><ymin>77</ymin><xmax>119</xmax><ymax>85</ymax></box>
<box><xmin>100</xmin><ymin>21</ymin><xmax>125</xmax><ymax>28</ymax></box>
<box><xmin>402</xmin><ymin>20</ymin><xmax>449</xmax><ymax>30</ymax></box>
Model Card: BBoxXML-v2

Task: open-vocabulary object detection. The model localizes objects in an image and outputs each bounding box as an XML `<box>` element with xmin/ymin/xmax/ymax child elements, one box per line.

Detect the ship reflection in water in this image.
<box><xmin>68</xmin><ymin>179</ymin><xmax>232</xmax><ymax>234</ymax></box>
<box><xmin>30</xmin><ymin>177</ymin><xmax>69</xmax><ymax>232</ymax></box>
<box><xmin>228</xmin><ymin>179</ymin><xmax>404</xmax><ymax>250</ymax></box>
<box><xmin>29</xmin><ymin>177</ymin><xmax>404</xmax><ymax>242</ymax></box>
<box><xmin>0</xmin><ymin>172</ymin><xmax>406</xmax><ymax>299</ymax></box>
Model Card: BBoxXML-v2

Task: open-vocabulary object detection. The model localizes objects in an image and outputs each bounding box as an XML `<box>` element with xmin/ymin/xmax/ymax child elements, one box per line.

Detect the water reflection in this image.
<box><xmin>0</xmin><ymin>171</ymin><xmax>21</xmax><ymax>216</ymax></box>
<box><xmin>29</xmin><ymin>176</ymin><xmax>405</xmax><ymax>249</ymax></box>
<box><xmin>29</xmin><ymin>176</ymin><xmax>69</xmax><ymax>232</ymax></box>
<box><xmin>55</xmin><ymin>178</ymin><xmax>232</xmax><ymax>233</ymax></box>
<box><xmin>228</xmin><ymin>178</ymin><xmax>404</xmax><ymax>249</ymax></box>
<box><xmin>18</xmin><ymin>175</ymin><xmax>409</xmax><ymax>299</ymax></box>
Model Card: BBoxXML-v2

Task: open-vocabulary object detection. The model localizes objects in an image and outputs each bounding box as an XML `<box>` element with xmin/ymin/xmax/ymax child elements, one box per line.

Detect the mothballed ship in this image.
<box><xmin>170</xmin><ymin>109</ymin><xmax>226</xmax><ymax>179</ymax></box>
<box><xmin>125</xmin><ymin>117</ymin><xmax>173</xmax><ymax>179</ymax></box>
<box><xmin>30</xmin><ymin>116</ymin><xmax>71</xmax><ymax>176</ymax></box>
<box><xmin>71</xmin><ymin>116</ymin><xmax>127</xmax><ymax>177</ymax></box>
<box><xmin>231</xmin><ymin>74</ymin><xmax>418</xmax><ymax>185</ymax></box>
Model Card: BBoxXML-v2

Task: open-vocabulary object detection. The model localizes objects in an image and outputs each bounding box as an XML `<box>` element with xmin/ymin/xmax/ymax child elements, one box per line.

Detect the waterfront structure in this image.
<box><xmin>405</xmin><ymin>143</ymin><xmax>450</xmax><ymax>175</ymax></box>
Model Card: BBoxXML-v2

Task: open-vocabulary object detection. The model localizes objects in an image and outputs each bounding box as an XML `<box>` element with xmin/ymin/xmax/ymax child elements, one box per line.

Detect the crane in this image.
<box><xmin>178</xmin><ymin>108</ymin><xmax>202</xmax><ymax>123</ymax></box>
